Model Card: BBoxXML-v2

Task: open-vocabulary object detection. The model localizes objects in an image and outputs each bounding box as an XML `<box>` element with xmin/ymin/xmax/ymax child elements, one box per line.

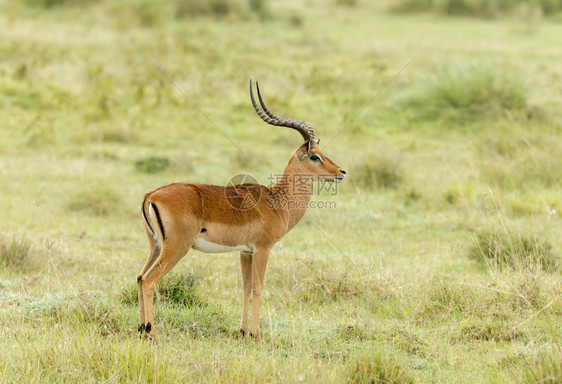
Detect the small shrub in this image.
<box><xmin>24</xmin><ymin>0</ymin><xmax>95</xmax><ymax>8</ymax></box>
<box><xmin>395</xmin><ymin>64</ymin><xmax>532</xmax><ymax>124</ymax></box>
<box><xmin>175</xmin><ymin>0</ymin><xmax>235</xmax><ymax>19</ymax></box>
<box><xmin>347</xmin><ymin>352</ymin><xmax>416</xmax><ymax>384</ymax></box>
<box><xmin>67</xmin><ymin>186</ymin><xmax>123</xmax><ymax>216</ymax></box>
<box><xmin>390</xmin><ymin>0</ymin><xmax>434</xmax><ymax>13</ymax></box>
<box><xmin>121</xmin><ymin>272</ymin><xmax>205</xmax><ymax>308</ymax></box>
<box><xmin>135</xmin><ymin>156</ymin><xmax>170</xmax><ymax>174</ymax></box>
<box><xmin>390</xmin><ymin>0</ymin><xmax>562</xmax><ymax>18</ymax></box>
<box><xmin>0</xmin><ymin>233</ymin><xmax>32</xmax><ymax>268</ymax></box>
<box><xmin>469</xmin><ymin>227</ymin><xmax>558</xmax><ymax>271</ymax></box>
<box><xmin>335</xmin><ymin>0</ymin><xmax>359</xmax><ymax>7</ymax></box>
<box><xmin>353</xmin><ymin>154</ymin><xmax>403</xmax><ymax>190</ymax></box>
<box><xmin>157</xmin><ymin>273</ymin><xmax>204</xmax><ymax>307</ymax></box>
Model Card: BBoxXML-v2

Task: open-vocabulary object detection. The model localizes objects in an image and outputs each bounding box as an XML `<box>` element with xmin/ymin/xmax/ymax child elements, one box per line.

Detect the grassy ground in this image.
<box><xmin>1</xmin><ymin>0</ymin><xmax>561</xmax><ymax>382</ymax></box>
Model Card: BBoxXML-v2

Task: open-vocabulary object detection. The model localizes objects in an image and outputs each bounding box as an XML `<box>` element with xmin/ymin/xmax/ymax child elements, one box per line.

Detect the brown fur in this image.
<box><xmin>137</xmin><ymin>141</ymin><xmax>345</xmax><ymax>339</ymax></box>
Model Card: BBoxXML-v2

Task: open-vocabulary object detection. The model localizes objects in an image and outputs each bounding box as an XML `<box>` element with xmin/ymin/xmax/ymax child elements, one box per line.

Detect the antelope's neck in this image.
<box><xmin>272</xmin><ymin>160</ymin><xmax>313</xmax><ymax>232</ymax></box>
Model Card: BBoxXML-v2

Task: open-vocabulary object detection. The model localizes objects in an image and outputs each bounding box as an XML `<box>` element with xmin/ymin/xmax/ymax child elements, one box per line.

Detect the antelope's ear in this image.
<box><xmin>306</xmin><ymin>139</ymin><xmax>319</xmax><ymax>153</ymax></box>
<box><xmin>297</xmin><ymin>146</ymin><xmax>308</xmax><ymax>160</ymax></box>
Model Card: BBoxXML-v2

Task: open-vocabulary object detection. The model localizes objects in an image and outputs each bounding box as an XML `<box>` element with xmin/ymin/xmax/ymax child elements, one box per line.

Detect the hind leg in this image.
<box><xmin>139</xmin><ymin>232</ymin><xmax>198</xmax><ymax>338</ymax></box>
<box><xmin>138</xmin><ymin>232</ymin><xmax>160</xmax><ymax>335</ymax></box>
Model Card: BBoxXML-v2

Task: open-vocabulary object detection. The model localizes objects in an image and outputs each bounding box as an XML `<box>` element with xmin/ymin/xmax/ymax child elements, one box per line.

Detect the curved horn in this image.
<box><xmin>249</xmin><ymin>79</ymin><xmax>315</xmax><ymax>142</ymax></box>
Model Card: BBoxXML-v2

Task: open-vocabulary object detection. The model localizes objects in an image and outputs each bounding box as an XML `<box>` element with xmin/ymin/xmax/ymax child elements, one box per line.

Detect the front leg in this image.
<box><xmin>239</xmin><ymin>251</ymin><xmax>252</xmax><ymax>338</ymax></box>
<box><xmin>250</xmin><ymin>246</ymin><xmax>272</xmax><ymax>340</ymax></box>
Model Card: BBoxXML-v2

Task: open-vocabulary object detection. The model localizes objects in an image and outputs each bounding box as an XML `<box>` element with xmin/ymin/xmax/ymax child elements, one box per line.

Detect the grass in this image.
<box><xmin>470</xmin><ymin>226</ymin><xmax>558</xmax><ymax>271</ymax></box>
<box><xmin>390</xmin><ymin>0</ymin><xmax>562</xmax><ymax>18</ymax></box>
<box><xmin>392</xmin><ymin>63</ymin><xmax>534</xmax><ymax>124</ymax></box>
<box><xmin>67</xmin><ymin>185</ymin><xmax>124</xmax><ymax>216</ymax></box>
<box><xmin>347</xmin><ymin>352</ymin><xmax>416</xmax><ymax>383</ymax></box>
<box><xmin>0</xmin><ymin>233</ymin><xmax>32</xmax><ymax>268</ymax></box>
<box><xmin>0</xmin><ymin>0</ymin><xmax>561</xmax><ymax>382</ymax></box>
<box><xmin>135</xmin><ymin>156</ymin><xmax>171</xmax><ymax>174</ymax></box>
<box><xmin>120</xmin><ymin>272</ymin><xmax>205</xmax><ymax>307</ymax></box>
<box><xmin>513</xmin><ymin>346</ymin><xmax>562</xmax><ymax>383</ymax></box>
<box><xmin>352</xmin><ymin>153</ymin><xmax>404</xmax><ymax>190</ymax></box>
<box><xmin>476</xmin><ymin>127</ymin><xmax>562</xmax><ymax>190</ymax></box>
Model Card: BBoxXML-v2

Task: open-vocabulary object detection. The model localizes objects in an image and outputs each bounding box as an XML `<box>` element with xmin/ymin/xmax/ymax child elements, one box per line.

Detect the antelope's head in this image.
<box><xmin>250</xmin><ymin>80</ymin><xmax>346</xmax><ymax>183</ymax></box>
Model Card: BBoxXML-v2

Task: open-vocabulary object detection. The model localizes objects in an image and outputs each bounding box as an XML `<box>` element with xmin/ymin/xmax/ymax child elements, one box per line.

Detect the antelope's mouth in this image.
<box><xmin>334</xmin><ymin>176</ymin><xmax>345</xmax><ymax>183</ymax></box>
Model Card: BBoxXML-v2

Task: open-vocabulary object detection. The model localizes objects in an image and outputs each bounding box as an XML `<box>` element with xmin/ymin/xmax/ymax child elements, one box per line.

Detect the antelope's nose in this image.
<box><xmin>340</xmin><ymin>169</ymin><xmax>346</xmax><ymax>176</ymax></box>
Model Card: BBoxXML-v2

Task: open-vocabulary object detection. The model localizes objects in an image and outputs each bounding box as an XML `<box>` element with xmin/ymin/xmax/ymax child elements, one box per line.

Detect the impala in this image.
<box><xmin>137</xmin><ymin>80</ymin><xmax>346</xmax><ymax>339</ymax></box>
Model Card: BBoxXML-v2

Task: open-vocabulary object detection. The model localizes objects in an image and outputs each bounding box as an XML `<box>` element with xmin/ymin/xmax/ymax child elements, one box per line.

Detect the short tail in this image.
<box><xmin>149</xmin><ymin>202</ymin><xmax>165</xmax><ymax>240</ymax></box>
<box><xmin>142</xmin><ymin>194</ymin><xmax>166</xmax><ymax>241</ymax></box>
<box><xmin>141</xmin><ymin>194</ymin><xmax>155</xmax><ymax>237</ymax></box>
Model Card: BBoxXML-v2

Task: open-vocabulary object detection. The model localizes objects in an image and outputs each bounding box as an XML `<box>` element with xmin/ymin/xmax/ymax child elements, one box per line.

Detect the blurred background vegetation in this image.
<box><xmin>0</xmin><ymin>0</ymin><xmax>561</xmax><ymax>382</ymax></box>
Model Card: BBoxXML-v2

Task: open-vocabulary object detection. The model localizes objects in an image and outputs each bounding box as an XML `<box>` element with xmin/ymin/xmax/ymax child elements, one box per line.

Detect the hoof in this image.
<box><xmin>145</xmin><ymin>322</ymin><xmax>152</xmax><ymax>334</ymax></box>
<box><xmin>137</xmin><ymin>275</ymin><xmax>142</xmax><ymax>282</ymax></box>
<box><xmin>139</xmin><ymin>323</ymin><xmax>145</xmax><ymax>333</ymax></box>
<box><xmin>240</xmin><ymin>329</ymin><xmax>247</xmax><ymax>338</ymax></box>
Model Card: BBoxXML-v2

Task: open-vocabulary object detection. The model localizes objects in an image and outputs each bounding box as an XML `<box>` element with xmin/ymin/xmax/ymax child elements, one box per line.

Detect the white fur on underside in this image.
<box><xmin>192</xmin><ymin>237</ymin><xmax>251</xmax><ymax>254</ymax></box>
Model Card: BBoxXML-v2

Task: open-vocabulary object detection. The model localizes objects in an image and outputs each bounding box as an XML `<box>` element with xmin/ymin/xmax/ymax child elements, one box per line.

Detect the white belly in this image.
<box><xmin>192</xmin><ymin>237</ymin><xmax>251</xmax><ymax>254</ymax></box>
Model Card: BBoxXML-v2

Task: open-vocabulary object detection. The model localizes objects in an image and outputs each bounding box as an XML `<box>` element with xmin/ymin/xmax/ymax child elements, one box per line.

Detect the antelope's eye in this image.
<box><xmin>310</xmin><ymin>154</ymin><xmax>320</xmax><ymax>161</ymax></box>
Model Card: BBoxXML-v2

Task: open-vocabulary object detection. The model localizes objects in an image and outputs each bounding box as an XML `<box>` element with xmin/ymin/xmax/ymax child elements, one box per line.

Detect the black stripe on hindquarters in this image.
<box><xmin>142</xmin><ymin>194</ymin><xmax>154</xmax><ymax>235</ymax></box>
<box><xmin>150</xmin><ymin>203</ymin><xmax>166</xmax><ymax>240</ymax></box>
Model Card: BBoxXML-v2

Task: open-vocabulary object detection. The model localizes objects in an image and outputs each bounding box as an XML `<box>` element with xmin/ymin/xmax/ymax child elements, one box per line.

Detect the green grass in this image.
<box><xmin>352</xmin><ymin>152</ymin><xmax>404</xmax><ymax>190</ymax></box>
<box><xmin>392</xmin><ymin>63</ymin><xmax>535</xmax><ymax>124</ymax></box>
<box><xmin>390</xmin><ymin>0</ymin><xmax>562</xmax><ymax>18</ymax></box>
<box><xmin>0</xmin><ymin>233</ymin><xmax>32</xmax><ymax>268</ymax></box>
<box><xmin>1</xmin><ymin>0</ymin><xmax>561</xmax><ymax>382</ymax></box>
<box><xmin>347</xmin><ymin>352</ymin><xmax>417</xmax><ymax>383</ymax></box>
<box><xmin>513</xmin><ymin>346</ymin><xmax>562</xmax><ymax>384</ymax></box>
<box><xmin>470</xmin><ymin>225</ymin><xmax>558</xmax><ymax>271</ymax></box>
